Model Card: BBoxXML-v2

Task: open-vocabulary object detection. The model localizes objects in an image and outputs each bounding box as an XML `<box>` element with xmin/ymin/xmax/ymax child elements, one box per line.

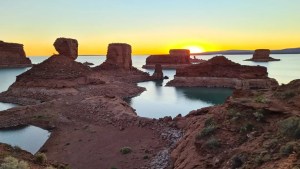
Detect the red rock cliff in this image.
<box><xmin>0</xmin><ymin>41</ymin><xmax>32</xmax><ymax>67</ymax></box>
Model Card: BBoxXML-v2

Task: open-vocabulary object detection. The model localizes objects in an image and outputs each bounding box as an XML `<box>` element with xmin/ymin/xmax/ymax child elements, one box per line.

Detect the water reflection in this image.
<box><xmin>0</xmin><ymin>125</ymin><xmax>51</xmax><ymax>154</ymax></box>
<box><xmin>175</xmin><ymin>87</ymin><xmax>233</xmax><ymax>104</ymax></box>
<box><xmin>128</xmin><ymin>81</ymin><xmax>232</xmax><ymax>119</ymax></box>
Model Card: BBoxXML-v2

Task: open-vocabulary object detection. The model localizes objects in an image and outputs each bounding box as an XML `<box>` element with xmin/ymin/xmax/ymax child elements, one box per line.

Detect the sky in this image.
<box><xmin>1</xmin><ymin>0</ymin><xmax>300</xmax><ymax>56</ymax></box>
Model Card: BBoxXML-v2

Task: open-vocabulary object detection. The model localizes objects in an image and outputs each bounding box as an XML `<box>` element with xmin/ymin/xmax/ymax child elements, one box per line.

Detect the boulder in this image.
<box><xmin>0</xmin><ymin>41</ymin><xmax>32</xmax><ymax>67</ymax></box>
<box><xmin>54</xmin><ymin>38</ymin><xmax>78</xmax><ymax>60</ymax></box>
<box><xmin>245</xmin><ymin>49</ymin><xmax>280</xmax><ymax>62</ymax></box>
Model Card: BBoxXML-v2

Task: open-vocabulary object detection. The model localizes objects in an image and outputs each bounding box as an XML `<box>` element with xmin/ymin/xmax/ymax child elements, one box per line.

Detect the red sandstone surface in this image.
<box><xmin>171</xmin><ymin>79</ymin><xmax>300</xmax><ymax>169</ymax></box>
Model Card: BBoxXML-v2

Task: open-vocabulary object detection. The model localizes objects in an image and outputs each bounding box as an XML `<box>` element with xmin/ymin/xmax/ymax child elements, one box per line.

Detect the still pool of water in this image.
<box><xmin>0</xmin><ymin>125</ymin><xmax>51</xmax><ymax>154</ymax></box>
<box><xmin>127</xmin><ymin>80</ymin><xmax>233</xmax><ymax>118</ymax></box>
<box><xmin>0</xmin><ymin>102</ymin><xmax>18</xmax><ymax>111</ymax></box>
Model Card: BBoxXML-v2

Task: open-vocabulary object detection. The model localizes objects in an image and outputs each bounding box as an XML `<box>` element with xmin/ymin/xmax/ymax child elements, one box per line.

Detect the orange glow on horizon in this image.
<box><xmin>185</xmin><ymin>46</ymin><xmax>205</xmax><ymax>54</ymax></box>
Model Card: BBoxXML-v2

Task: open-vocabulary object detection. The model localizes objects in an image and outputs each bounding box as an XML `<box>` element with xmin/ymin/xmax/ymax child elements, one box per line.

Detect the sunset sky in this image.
<box><xmin>1</xmin><ymin>0</ymin><xmax>300</xmax><ymax>56</ymax></box>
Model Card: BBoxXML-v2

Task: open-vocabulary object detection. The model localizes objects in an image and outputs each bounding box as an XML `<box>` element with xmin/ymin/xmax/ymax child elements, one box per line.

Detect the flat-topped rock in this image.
<box><xmin>54</xmin><ymin>38</ymin><xmax>78</xmax><ymax>60</ymax></box>
<box><xmin>245</xmin><ymin>49</ymin><xmax>280</xmax><ymax>62</ymax></box>
<box><xmin>143</xmin><ymin>49</ymin><xmax>192</xmax><ymax>69</ymax></box>
<box><xmin>167</xmin><ymin>56</ymin><xmax>278</xmax><ymax>89</ymax></box>
<box><xmin>96</xmin><ymin>43</ymin><xmax>132</xmax><ymax>70</ymax></box>
<box><xmin>0</xmin><ymin>41</ymin><xmax>32</xmax><ymax>68</ymax></box>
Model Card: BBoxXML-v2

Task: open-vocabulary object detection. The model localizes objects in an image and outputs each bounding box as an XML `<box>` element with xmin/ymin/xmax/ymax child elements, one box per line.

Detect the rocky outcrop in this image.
<box><xmin>167</xmin><ymin>56</ymin><xmax>278</xmax><ymax>89</ymax></box>
<box><xmin>0</xmin><ymin>40</ymin><xmax>148</xmax><ymax>105</ymax></box>
<box><xmin>0</xmin><ymin>41</ymin><xmax>32</xmax><ymax>68</ymax></box>
<box><xmin>142</xmin><ymin>49</ymin><xmax>191</xmax><ymax>69</ymax></box>
<box><xmin>151</xmin><ymin>64</ymin><xmax>164</xmax><ymax>80</ymax></box>
<box><xmin>171</xmin><ymin>80</ymin><xmax>300</xmax><ymax>169</ymax></box>
<box><xmin>54</xmin><ymin>38</ymin><xmax>78</xmax><ymax>60</ymax></box>
<box><xmin>245</xmin><ymin>49</ymin><xmax>280</xmax><ymax>62</ymax></box>
<box><xmin>95</xmin><ymin>43</ymin><xmax>132</xmax><ymax>70</ymax></box>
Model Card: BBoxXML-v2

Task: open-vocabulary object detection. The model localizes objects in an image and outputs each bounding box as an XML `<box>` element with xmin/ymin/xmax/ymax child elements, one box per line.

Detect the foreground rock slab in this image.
<box><xmin>171</xmin><ymin>79</ymin><xmax>300</xmax><ymax>169</ymax></box>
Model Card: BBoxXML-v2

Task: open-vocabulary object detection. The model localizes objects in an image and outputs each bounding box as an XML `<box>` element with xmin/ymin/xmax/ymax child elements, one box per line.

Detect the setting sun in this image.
<box><xmin>186</xmin><ymin>46</ymin><xmax>205</xmax><ymax>54</ymax></box>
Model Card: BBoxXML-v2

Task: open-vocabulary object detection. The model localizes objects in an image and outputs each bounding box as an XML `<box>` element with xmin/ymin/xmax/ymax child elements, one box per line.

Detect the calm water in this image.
<box><xmin>0</xmin><ymin>125</ymin><xmax>51</xmax><ymax>154</ymax></box>
<box><xmin>0</xmin><ymin>55</ymin><xmax>300</xmax><ymax>118</ymax></box>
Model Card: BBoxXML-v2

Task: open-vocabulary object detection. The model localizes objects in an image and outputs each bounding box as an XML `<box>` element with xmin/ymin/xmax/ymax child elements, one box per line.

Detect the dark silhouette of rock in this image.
<box><xmin>151</xmin><ymin>64</ymin><xmax>164</xmax><ymax>80</ymax></box>
<box><xmin>96</xmin><ymin>43</ymin><xmax>132</xmax><ymax>70</ymax></box>
<box><xmin>143</xmin><ymin>49</ymin><xmax>193</xmax><ymax>69</ymax></box>
<box><xmin>245</xmin><ymin>49</ymin><xmax>280</xmax><ymax>62</ymax></box>
<box><xmin>54</xmin><ymin>38</ymin><xmax>78</xmax><ymax>60</ymax></box>
<box><xmin>167</xmin><ymin>56</ymin><xmax>278</xmax><ymax>89</ymax></box>
<box><xmin>0</xmin><ymin>41</ymin><xmax>32</xmax><ymax>68</ymax></box>
<box><xmin>83</xmin><ymin>61</ymin><xmax>94</xmax><ymax>66</ymax></box>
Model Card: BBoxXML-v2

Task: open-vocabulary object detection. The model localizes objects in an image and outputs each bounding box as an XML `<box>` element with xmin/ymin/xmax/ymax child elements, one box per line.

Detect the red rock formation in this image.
<box><xmin>167</xmin><ymin>56</ymin><xmax>278</xmax><ymax>89</ymax></box>
<box><xmin>0</xmin><ymin>41</ymin><xmax>32</xmax><ymax>67</ymax></box>
<box><xmin>246</xmin><ymin>49</ymin><xmax>280</xmax><ymax>62</ymax></box>
<box><xmin>151</xmin><ymin>64</ymin><xmax>164</xmax><ymax>80</ymax></box>
<box><xmin>176</xmin><ymin>56</ymin><xmax>267</xmax><ymax>79</ymax></box>
<box><xmin>97</xmin><ymin>43</ymin><xmax>132</xmax><ymax>70</ymax></box>
<box><xmin>53</xmin><ymin>38</ymin><xmax>78</xmax><ymax>60</ymax></box>
<box><xmin>143</xmin><ymin>49</ymin><xmax>191</xmax><ymax>69</ymax></box>
<box><xmin>14</xmin><ymin>54</ymin><xmax>95</xmax><ymax>88</ymax></box>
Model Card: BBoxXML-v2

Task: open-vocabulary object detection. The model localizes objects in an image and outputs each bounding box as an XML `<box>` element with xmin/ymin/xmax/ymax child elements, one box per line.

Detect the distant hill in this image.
<box><xmin>195</xmin><ymin>47</ymin><xmax>300</xmax><ymax>55</ymax></box>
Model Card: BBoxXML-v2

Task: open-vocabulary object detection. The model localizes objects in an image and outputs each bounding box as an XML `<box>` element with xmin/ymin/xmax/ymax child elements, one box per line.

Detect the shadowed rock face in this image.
<box><xmin>0</xmin><ymin>41</ymin><xmax>32</xmax><ymax>67</ymax></box>
<box><xmin>54</xmin><ymin>38</ymin><xmax>78</xmax><ymax>60</ymax></box>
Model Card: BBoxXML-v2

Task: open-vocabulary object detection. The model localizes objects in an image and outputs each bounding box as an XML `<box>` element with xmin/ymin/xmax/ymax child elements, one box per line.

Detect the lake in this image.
<box><xmin>0</xmin><ymin>54</ymin><xmax>299</xmax><ymax>118</ymax></box>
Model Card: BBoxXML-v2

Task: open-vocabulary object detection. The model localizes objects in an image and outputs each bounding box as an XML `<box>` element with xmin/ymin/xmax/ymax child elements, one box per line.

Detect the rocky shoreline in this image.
<box><xmin>0</xmin><ymin>38</ymin><xmax>181</xmax><ymax>169</ymax></box>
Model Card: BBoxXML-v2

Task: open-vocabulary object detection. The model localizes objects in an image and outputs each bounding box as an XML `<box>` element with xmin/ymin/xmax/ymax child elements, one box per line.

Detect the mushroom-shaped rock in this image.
<box><xmin>54</xmin><ymin>38</ymin><xmax>78</xmax><ymax>60</ymax></box>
